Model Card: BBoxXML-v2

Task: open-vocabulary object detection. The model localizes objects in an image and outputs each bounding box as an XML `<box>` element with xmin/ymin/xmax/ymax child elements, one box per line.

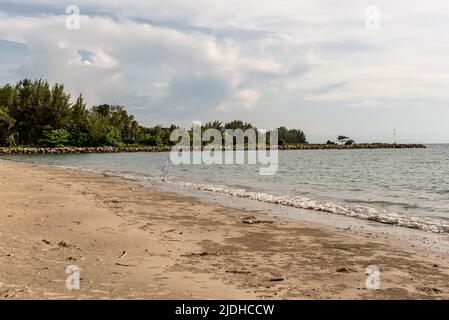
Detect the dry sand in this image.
<box><xmin>1</xmin><ymin>160</ymin><xmax>449</xmax><ymax>299</ymax></box>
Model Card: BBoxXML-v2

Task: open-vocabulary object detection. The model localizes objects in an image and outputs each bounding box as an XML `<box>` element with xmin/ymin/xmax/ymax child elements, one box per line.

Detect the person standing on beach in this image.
<box><xmin>161</xmin><ymin>159</ymin><xmax>170</xmax><ymax>181</ymax></box>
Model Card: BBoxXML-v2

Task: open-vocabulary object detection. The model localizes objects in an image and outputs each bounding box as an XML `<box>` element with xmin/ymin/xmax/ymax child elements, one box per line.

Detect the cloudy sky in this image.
<box><xmin>1</xmin><ymin>0</ymin><xmax>449</xmax><ymax>143</ymax></box>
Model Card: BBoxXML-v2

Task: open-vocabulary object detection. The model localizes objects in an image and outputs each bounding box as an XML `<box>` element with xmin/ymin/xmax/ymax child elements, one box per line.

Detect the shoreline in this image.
<box><xmin>0</xmin><ymin>143</ymin><xmax>426</xmax><ymax>155</ymax></box>
<box><xmin>168</xmin><ymin>180</ymin><xmax>449</xmax><ymax>256</ymax></box>
<box><xmin>1</xmin><ymin>160</ymin><xmax>448</xmax><ymax>299</ymax></box>
<box><xmin>3</xmin><ymin>155</ymin><xmax>447</xmax><ymax>236</ymax></box>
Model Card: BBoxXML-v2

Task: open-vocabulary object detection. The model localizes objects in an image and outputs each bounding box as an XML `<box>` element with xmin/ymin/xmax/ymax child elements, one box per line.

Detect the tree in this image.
<box><xmin>92</xmin><ymin>104</ymin><xmax>111</xmax><ymax>118</ymax></box>
<box><xmin>277</xmin><ymin>126</ymin><xmax>307</xmax><ymax>144</ymax></box>
<box><xmin>66</xmin><ymin>95</ymin><xmax>90</xmax><ymax>146</ymax></box>
<box><xmin>99</xmin><ymin>125</ymin><xmax>123</xmax><ymax>147</ymax></box>
<box><xmin>337</xmin><ymin>135</ymin><xmax>350</xmax><ymax>145</ymax></box>
<box><xmin>71</xmin><ymin>95</ymin><xmax>89</xmax><ymax>127</ymax></box>
<box><xmin>109</xmin><ymin>105</ymin><xmax>140</xmax><ymax>144</ymax></box>
<box><xmin>140</xmin><ymin>134</ymin><xmax>162</xmax><ymax>146</ymax></box>
<box><xmin>225</xmin><ymin>120</ymin><xmax>253</xmax><ymax>131</ymax></box>
<box><xmin>41</xmin><ymin>129</ymin><xmax>71</xmax><ymax>147</ymax></box>
<box><xmin>13</xmin><ymin>79</ymin><xmax>51</xmax><ymax>144</ymax></box>
<box><xmin>4</xmin><ymin>79</ymin><xmax>71</xmax><ymax>145</ymax></box>
<box><xmin>0</xmin><ymin>79</ymin><xmax>309</xmax><ymax>148</ymax></box>
<box><xmin>48</xmin><ymin>83</ymin><xmax>71</xmax><ymax>130</ymax></box>
<box><xmin>204</xmin><ymin>120</ymin><xmax>223</xmax><ymax>132</ymax></box>
<box><xmin>0</xmin><ymin>106</ymin><xmax>16</xmax><ymax>146</ymax></box>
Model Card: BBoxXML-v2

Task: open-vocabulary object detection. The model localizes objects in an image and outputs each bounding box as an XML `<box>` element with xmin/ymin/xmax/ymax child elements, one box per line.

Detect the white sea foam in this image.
<box><xmin>4</xmin><ymin>157</ymin><xmax>448</xmax><ymax>235</ymax></box>
<box><xmin>164</xmin><ymin>178</ymin><xmax>449</xmax><ymax>234</ymax></box>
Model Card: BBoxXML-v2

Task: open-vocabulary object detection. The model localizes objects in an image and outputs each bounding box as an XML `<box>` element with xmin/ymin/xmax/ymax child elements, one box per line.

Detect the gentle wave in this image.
<box><xmin>164</xmin><ymin>178</ymin><xmax>449</xmax><ymax>234</ymax></box>
<box><xmin>94</xmin><ymin>169</ymin><xmax>449</xmax><ymax>234</ymax></box>
<box><xmin>4</xmin><ymin>158</ymin><xmax>449</xmax><ymax>235</ymax></box>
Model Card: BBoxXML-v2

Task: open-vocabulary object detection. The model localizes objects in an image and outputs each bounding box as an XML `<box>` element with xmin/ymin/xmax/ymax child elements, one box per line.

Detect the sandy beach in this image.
<box><xmin>1</xmin><ymin>160</ymin><xmax>449</xmax><ymax>299</ymax></box>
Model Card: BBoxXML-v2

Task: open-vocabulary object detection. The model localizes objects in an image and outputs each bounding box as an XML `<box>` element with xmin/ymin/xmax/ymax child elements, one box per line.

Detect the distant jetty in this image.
<box><xmin>279</xmin><ymin>143</ymin><xmax>426</xmax><ymax>150</ymax></box>
<box><xmin>0</xmin><ymin>144</ymin><xmax>425</xmax><ymax>155</ymax></box>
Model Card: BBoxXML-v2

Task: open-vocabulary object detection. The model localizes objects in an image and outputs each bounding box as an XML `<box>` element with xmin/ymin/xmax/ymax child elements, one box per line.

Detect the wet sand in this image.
<box><xmin>1</xmin><ymin>160</ymin><xmax>449</xmax><ymax>299</ymax></box>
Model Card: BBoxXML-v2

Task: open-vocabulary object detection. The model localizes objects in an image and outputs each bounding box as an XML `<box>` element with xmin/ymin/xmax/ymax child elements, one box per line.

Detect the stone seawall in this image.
<box><xmin>278</xmin><ymin>143</ymin><xmax>426</xmax><ymax>150</ymax></box>
<box><xmin>0</xmin><ymin>144</ymin><xmax>426</xmax><ymax>155</ymax></box>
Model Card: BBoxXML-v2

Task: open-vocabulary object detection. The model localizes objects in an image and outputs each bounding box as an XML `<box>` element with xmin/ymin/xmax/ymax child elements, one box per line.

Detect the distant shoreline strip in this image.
<box><xmin>0</xmin><ymin>144</ymin><xmax>426</xmax><ymax>155</ymax></box>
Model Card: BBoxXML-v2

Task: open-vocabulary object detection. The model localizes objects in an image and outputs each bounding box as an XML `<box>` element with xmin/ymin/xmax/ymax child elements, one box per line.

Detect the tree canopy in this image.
<box><xmin>0</xmin><ymin>79</ymin><xmax>308</xmax><ymax>147</ymax></box>
<box><xmin>336</xmin><ymin>135</ymin><xmax>355</xmax><ymax>145</ymax></box>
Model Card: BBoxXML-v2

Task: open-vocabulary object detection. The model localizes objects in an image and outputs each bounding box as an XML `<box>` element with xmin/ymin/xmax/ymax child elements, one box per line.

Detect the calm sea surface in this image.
<box><xmin>2</xmin><ymin>144</ymin><xmax>449</xmax><ymax>233</ymax></box>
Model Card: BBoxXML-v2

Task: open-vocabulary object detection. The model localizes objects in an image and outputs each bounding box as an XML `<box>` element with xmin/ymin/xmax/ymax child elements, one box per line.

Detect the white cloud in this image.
<box><xmin>1</xmin><ymin>1</ymin><xmax>449</xmax><ymax>141</ymax></box>
<box><xmin>0</xmin><ymin>10</ymin><xmax>320</xmax><ymax>118</ymax></box>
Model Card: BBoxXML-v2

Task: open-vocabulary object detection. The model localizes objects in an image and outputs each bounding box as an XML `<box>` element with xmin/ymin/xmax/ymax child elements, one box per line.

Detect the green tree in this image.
<box><xmin>66</xmin><ymin>95</ymin><xmax>90</xmax><ymax>146</ymax></box>
<box><xmin>337</xmin><ymin>135</ymin><xmax>350</xmax><ymax>145</ymax></box>
<box><xmin>41</xmin><ymin>128</ymin><xmax>71</xmax><ymax>147</ymax></box>
<box><xmin>277</xmin><ymin>126</ymin><xmax>307</xmax><ymax>144</ymax></box>
<box><xmin>141</xmin><ymin>134</ymin><xmax>162</xmax><ymax>146</ymax></box>
<box><xmin>0</xmin><ymin>106</ymin><xmax>16</xmax><ymax>146</ymax></box>
<box><xmin>99</xmin><ymin>125</ymin><xmax>123</xmax><ymax>147</ymax></box>
<box><xmin>225</xmin><ymin>120</ymin><xmax>253</xmax><ymax>131</ymax></box>
<box><xmin>0</xmin><ymin>79</ymin><xmax>309</xmax><ymax>148</ymax></box>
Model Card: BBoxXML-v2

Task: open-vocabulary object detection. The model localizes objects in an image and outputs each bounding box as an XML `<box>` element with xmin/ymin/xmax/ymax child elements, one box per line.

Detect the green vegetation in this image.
<box><xmin>277</xmin><ymin>126</ymin><xmax>307</xmax><ymax>145</ymax></box>
<box><xmin>0</xmin><ymin>79</ymin><xmax>308</xmax><ymax>147</ymax></box>
<box><xmin>334</xmin><ymin>135</ymin><xmax>355</xmax><ymax>145</ymax></box>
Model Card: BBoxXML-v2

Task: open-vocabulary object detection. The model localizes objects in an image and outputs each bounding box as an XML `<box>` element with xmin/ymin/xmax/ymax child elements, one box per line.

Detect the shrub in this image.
<box><xmin>142</xmin><ymin>134</ymin><xmax>162</xmax><ymax>146</ymax></box>
<box><xmin>99</xmin><ymin>125</ymin><xmax>124</xmax><ymax>147</ymax></box>
<box><xmin>345</xmin><ymin>139</ymin><xmax>355</xmax><ymax>146</ymax></box>
<box><xmin>41</xmin><ymin>129</ymin><xmax>71</xmax><ymax>147</ymax></box>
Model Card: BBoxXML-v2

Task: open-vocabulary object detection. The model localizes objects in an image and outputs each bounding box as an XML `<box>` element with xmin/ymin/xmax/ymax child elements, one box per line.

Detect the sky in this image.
<box><xmin>1</xmin><ymin>1</ymin><xmax>449</xmax><ymax>143</ymax></box>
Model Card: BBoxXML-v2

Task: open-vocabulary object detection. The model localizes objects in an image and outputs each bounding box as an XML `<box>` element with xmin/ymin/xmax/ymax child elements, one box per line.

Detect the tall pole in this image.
<box><xmin>393</xmin><ymin>129</ymin><xmax>397</xmax><ymax>145</ymax></box>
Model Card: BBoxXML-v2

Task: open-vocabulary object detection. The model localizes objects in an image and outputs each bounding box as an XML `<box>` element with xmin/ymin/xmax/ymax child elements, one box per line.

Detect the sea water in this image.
<box><xmin>2</xmin><ymin>144</ymin><xmax>449</xmax><ymax>234</ymax></box>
